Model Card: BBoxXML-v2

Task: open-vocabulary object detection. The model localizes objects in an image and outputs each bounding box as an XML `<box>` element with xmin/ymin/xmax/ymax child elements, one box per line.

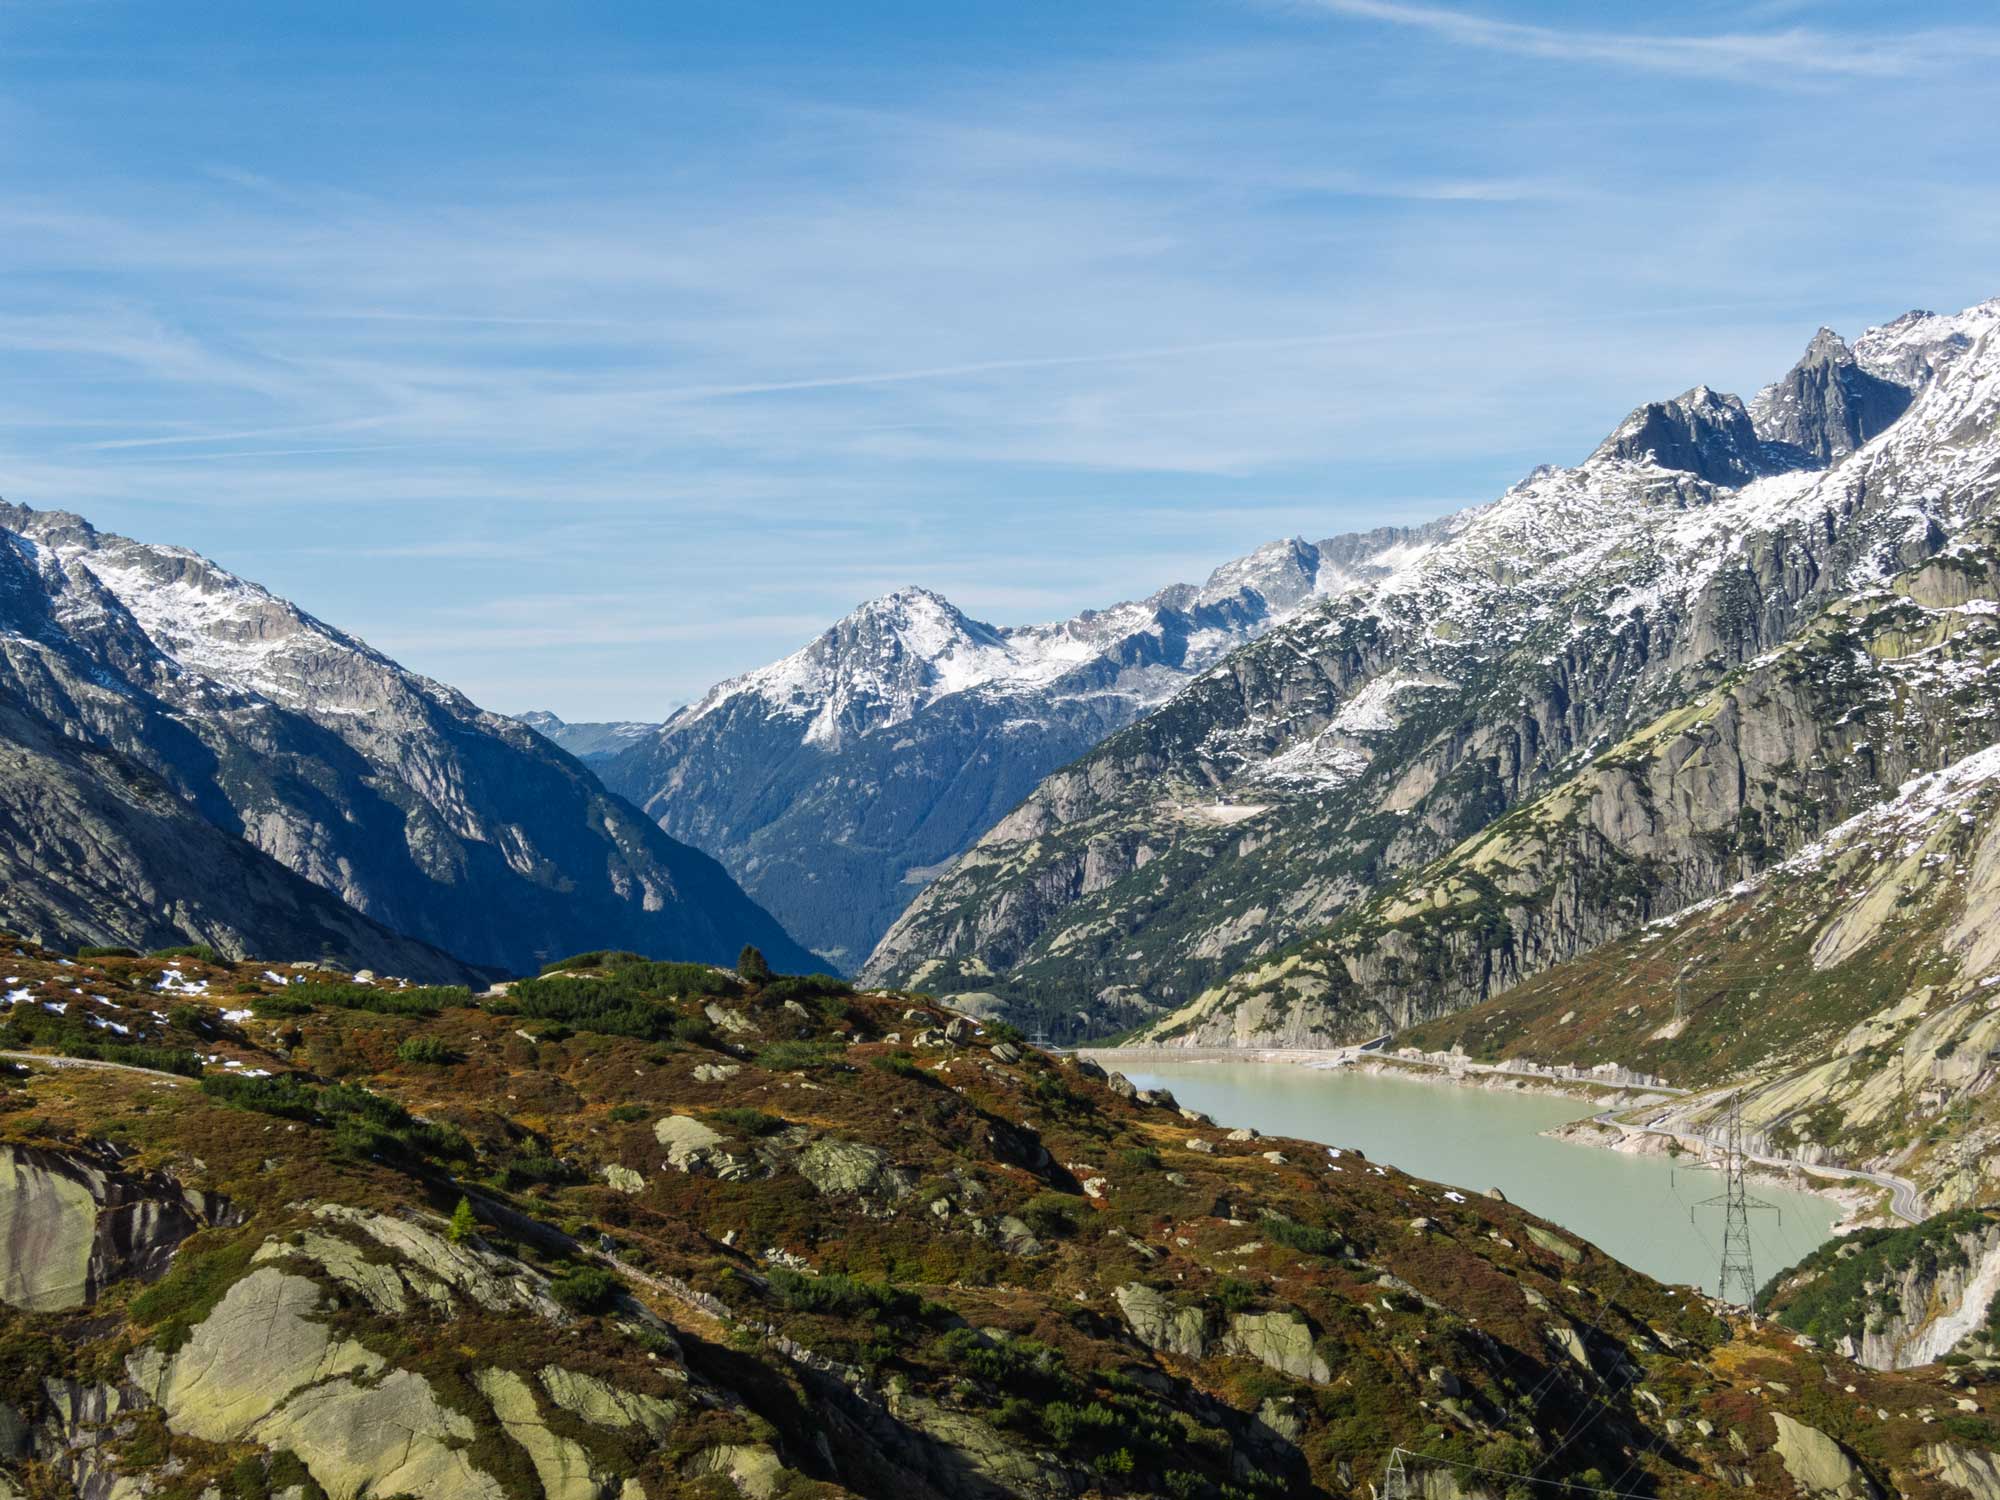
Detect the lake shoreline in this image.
<box><xmin>1082</xmin><ymin>1044</ymin><xmax>1886</xmax><ymax>1233</ymax></box>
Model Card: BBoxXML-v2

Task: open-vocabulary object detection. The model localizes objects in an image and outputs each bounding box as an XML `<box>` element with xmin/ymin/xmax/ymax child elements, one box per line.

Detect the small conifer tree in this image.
<box><xmin>737</xmin><ymin>945</ymin><xmax>773</xmax><ymax>983</ymax></box>
<box><xmin>448</xmin><ymin>1195</ymin><xmax>477</xmax><ymax>1243</ymax></box>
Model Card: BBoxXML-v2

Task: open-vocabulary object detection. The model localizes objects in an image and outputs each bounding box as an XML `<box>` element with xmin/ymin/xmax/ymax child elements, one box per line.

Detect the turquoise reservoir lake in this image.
<box><xmin>1107</xmin><ymin>1057</ymin><xmax>1843</xmax><ymax>1295</ymax></box>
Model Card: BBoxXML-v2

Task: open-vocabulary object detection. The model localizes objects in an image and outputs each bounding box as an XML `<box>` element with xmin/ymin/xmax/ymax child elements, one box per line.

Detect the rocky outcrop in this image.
<box><xmin>1591</xmin><ymin>385</ymin><xmax>1783</xmax><ymax>486</ymax></box>
<box><xmin>1224</xmin><ymin>1311</ymin><xmax>1330</xmax><ymax>1383</ymax></box>
<box><xmin>132</xmin><ymin>1266</ymin><xmax>388</xmax><ymax>1442</ymax></box>
<box><xmin>1115</xmin><ymin>1284</ymin><xmax>1330</xmax><ymax>1382</ymax></box>
<box><xmin>1753</xmin><ymin>327</ymin><xmax>1913</xmax><ymax>465</ymax></box>
<box><xmin>539</xmin><ymin>1366</ymin><xmax>678</xmax><ymax>1438</ymax></box>
<box><xmin>796</xmin><ymin>1138</ymin><xmax>913</xmax><ymax>1201</ymax></box>
<box><xmin>0</xmin><ymin>1143</ymin><xmax>226</xmax><ymax>1312</ymax></box>
<box><xmin>478</xmin><ymin>1368</ymin><xmax>633</xmax><ymax>1500</ymax></box>
<box><xmin>1927</xmin><ymin>1442</ymin><xmax>2000</xmax><ymax>1500</ymax></box>
<box><xmin>1770</xmin><ymin>1412</ymin><xmax>1879</xmax><ymax>1498</ymax></box>
<box><xmin>1116</xmin><ymin>1282</ymin><xmax>1218</xmax><ymax>1360</ymax></box>
<box><xmin>1852</xmin><ymin>1221</ymin><xmax>2000</xmax><ymax>1370</ymax></box>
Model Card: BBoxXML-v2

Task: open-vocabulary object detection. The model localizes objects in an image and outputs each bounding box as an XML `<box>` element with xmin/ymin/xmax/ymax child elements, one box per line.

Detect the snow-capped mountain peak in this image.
<box><xmin>1587</xmin><ymin>382</ymin><xmax>1772</xmax><ymax>486</ymax></box>
<box><xmin>0</xmin><ymin>501</ymin><xmax>428</xmax><ymax>719</ymax></box>
<box><xmin>1852</xmin><ymin>299</ymin><xmax>2000</xmax><ymax>390</ymax></box>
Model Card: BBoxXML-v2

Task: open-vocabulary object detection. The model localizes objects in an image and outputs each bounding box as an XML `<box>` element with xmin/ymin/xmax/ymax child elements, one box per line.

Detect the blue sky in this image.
<box><xmin>0</xmin><ymin>1</ymin><xmax>1994</xmax><ymax>718</ymax></box>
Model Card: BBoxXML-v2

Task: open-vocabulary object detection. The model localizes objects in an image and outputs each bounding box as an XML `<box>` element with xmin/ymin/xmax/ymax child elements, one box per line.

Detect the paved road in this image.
<box><xmin>1589</xmin><ymin>1106</ymin><xmax>1926</xmax><ymax>1224</ymax></box>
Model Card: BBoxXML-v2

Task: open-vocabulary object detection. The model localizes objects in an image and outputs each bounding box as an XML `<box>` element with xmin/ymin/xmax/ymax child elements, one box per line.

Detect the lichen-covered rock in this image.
<box><xmin>256</xmin><ymin>1368</ymin><xmax>507</xmax><ymax>1500</ymax></box>
<box><xmin>0</xmin><ymin>1145</ymin><xmax>95</xmax><ymax>1311</ymax></box>
<box><xmin>477</xmin><ymin>1367</ymin><xmax>608</xmax><ymax>1500</ymax></box>
<box><xmin>1770</xmin><ymin>1412</ymin><xmax>1878</xmax><ymax>1498</ymax></box>
<box><xmin>1524</xmin><ymin>1224</ymin><xmax>1582</xmax><ymax>1264</ymax></box>
<box><xmin>1116</xmin><ymin>1282</ymin><xmax>1216</xmax><ymax>1360</ymax></box>
<box><xmin>655</xmin><ymin>1115</ymin><xmax>729</xmax><ymax>1173</ymax></box>
<box><xmin>137</xmin><ymin>1267</ymin><xmax>383</xmax><ymax>1442</ymax></box>
<box><xmin>882</xmin><ymin>1391</ymin><xmax>1075</xmax><ymax>1499</ymax></box>
<box><xmin>797</xmin><ymin>1138</ymin><xmax>912</xmax><ymax>1200</ymax></box>
<box><xmin>600</xmin><ymin>1164</ymin><xmax>645</xmax><ymax>1195</ymax></box>
<box><xmin>256</xmin><ymin>1228</ymin><xmax>409</xmax><ymax>1315</ymax></box>
<box><xmin>681</xmin><ymin>1443</ymin><xmax>788</xmax><ymax>1499</ymax></box>
<box><xmin>0</xmin><ymin>1144</ymin><xmax>218</xmax><ymax>1311</ymax></box>
<box><xmin>1226</xmin><ymin>1310</ymin><xmax>1330</xmax><ymax>1383</ymax></box>
<box><xmin>1927</xmin><ymin>1442</ymin><xmax>2000</xmax><ymax>1500</ymax></box>
<box><xmin>303</xmin><ymin>1204</ymin><xmax>563</xmax><ymax>1318</ymax></box>
<box><xmin>541</xmin><ymin>1366</ymin><xmax>679</xmax><ymax>1438</ymax></box>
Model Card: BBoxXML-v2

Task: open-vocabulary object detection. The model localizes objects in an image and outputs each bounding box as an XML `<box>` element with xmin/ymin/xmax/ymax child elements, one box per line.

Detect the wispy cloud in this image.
<box><xmin>0</xmin><ymin>3</ymin><xmax>1993</xmax><ymax>715</ymax></box>
<box><xmin>1292</xmin><ymin>0</ymin><xmax>2000</xmax><ymax>81</ymax></box>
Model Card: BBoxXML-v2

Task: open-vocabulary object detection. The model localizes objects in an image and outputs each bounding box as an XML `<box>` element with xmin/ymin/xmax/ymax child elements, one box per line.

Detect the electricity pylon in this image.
<box><xmin>1696</xmin><ymin>1092</ymin><xmax>1776</xmax><ymax>1309</ymax></box>
<box><xmin>1382</xmin><ymin>1448</ymin><xmax>1412</xmax><ymax>1500</ymax></box>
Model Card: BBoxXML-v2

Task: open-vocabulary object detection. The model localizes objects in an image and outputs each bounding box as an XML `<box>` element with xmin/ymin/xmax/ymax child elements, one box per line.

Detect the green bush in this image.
<box><xmin>768</xmin><ymin>1268</ymin><xmax>920</xmax><ymax>1321</ymax></box>
<box><xmin>540</xmin><ymin>950</ymin><xmax>648</xmax><ymax>974</ymax></box>
<box><xmin>1215</xmin><ymin>1277</ymin><xmax>1258</xmax><ymax>1314</ymax></box>
<box><xmin>281</xmin><ymin>983</ymin><xmax>470</xmax><ymax>1018</ymax></box>
<box><xmin>152</xmin><ymin>944</ymin><xmax>221</xmax><ymax>963</ymax></box>
<box><xmin>0</xmin><ymin>1010</ymin><xmax>203</xmax><ymax>1076</ymax></box>
<box><xmin>76</xmin><ymin>945</ymin><xmax>140</xmax><ymax>960</ymax></box>
<box><xmin>395</xmin><ymin>1036</ymin><xmax>457</xmax><ymax>1065</ymax></box>
<box><xmin>548</xmin><ymin>1266</ymin><xmax>620</xmax><ymax>1315</ymax></box>
<box><xmin>608</xmin><ymin>1103</ymin><xmax>648</xmax><ymax>1123</ymax></box>
<box><xmin>251</xmin><ymin>993</ymin><xmax>316</xmax><ymax>1017</ymax></box>
<box><xmin>871</xmin><ymin>1052</ymin><xmax>930</xmax><ymax>1083</ymax></box>
<box><xmin>1262</xmin><ymin>1215</ymin><xmax>1342</xmax><ymax>1257</ymax></box>
<box><xmin>500</xmin><ymin>1152</ymin><xmax>578</xmax><ymax>1189</ymax></box>
<box><xmin>759</xmin><ymin>973</ymin><xmax>854</xmax><ymax>1005</ymax></box>
<box><xmin>756</xmin><ymin>1040</ymin><xmax>838</xmax><ymax>1072</ymax></box>
<box><xmin>200</xmin><ymin>1074</ymin><xmax>470</xmax><ymax>1164</ymax></box>
<box><xmin>1021</xmin><ymin>1191</ymin><xmax>1084</xmax><ymax>1239</ymax></box>
<box><xmin>1041</xmin><ymin>1400</ymin><xmax>1120</xmax><ymax>1446</ymax></box>
<box><xmin>505</xmin><ymin>962</ymin><xmax>736</xmax><ymax>1040</ymax></box>
<box><xmin>707</xmin><ymin>1107</ymin><xmax>786</xmax><ymax>1137</ymax></box>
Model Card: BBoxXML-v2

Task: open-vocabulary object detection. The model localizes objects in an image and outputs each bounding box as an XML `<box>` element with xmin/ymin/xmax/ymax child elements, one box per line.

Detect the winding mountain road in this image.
<box><xmin>1588</xmin><ymin>1106</ymin><xmax>1926</xmax><ymax>1224</ymax></box>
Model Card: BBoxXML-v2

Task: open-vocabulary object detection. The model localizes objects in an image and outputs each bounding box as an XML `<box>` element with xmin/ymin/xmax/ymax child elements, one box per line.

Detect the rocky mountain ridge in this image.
<box><xmin>595</xmin><ymin>527</ymin><xmax>1439</xmax><ymax>968</ymax></box>
<box><xmin>863</xmin><ymin>299</ymin><xmax>2000</xmax><ymax>1040</ymax></box>
<box><xmin>0</xmin><ymin>504</ymin><xmax>818</xmax><ymax>977</ymax></box>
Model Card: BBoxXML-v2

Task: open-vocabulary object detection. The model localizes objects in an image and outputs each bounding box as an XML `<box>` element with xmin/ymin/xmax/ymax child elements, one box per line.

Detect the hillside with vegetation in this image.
<box><xmin>5</xmin><ymin>936</ymin><xmax>1998</xmax><ymax>1498</ymax></box>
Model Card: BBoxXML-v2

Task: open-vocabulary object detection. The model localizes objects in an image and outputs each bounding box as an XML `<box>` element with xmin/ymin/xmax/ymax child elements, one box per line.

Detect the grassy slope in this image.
<box><xmin>1</xmin><ymin>939</ymin><xmax>1996</xmax><ymax>1498</ymax></box>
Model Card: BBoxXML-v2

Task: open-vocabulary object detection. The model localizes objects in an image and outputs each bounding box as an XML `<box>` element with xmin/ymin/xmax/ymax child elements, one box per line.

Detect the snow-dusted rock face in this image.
<box><xmin>1751</xmin><ymin>327</ymin><xmax>1913</xmax><ymax>466</ymax></box>
<box><xmin>865</xmin><ymin>298</ymin><xmax>2000</xmax><ymax>1040</ymax></box>
<box><xmin>0</xmin><ymin>505</ymin><xmax>817</xmax><ymax>976</ymax></box>
<box><xmin>600</xmin><ymin>526</ymin><xmax>1436</xmax><ymax>968</ymax></box>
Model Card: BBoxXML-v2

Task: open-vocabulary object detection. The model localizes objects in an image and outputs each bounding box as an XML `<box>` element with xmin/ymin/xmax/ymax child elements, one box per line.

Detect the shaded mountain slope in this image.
<box><xmin>0</xmin><ymin>503</ymin><xmax>819</xmax><ymax>977</ymax></box>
